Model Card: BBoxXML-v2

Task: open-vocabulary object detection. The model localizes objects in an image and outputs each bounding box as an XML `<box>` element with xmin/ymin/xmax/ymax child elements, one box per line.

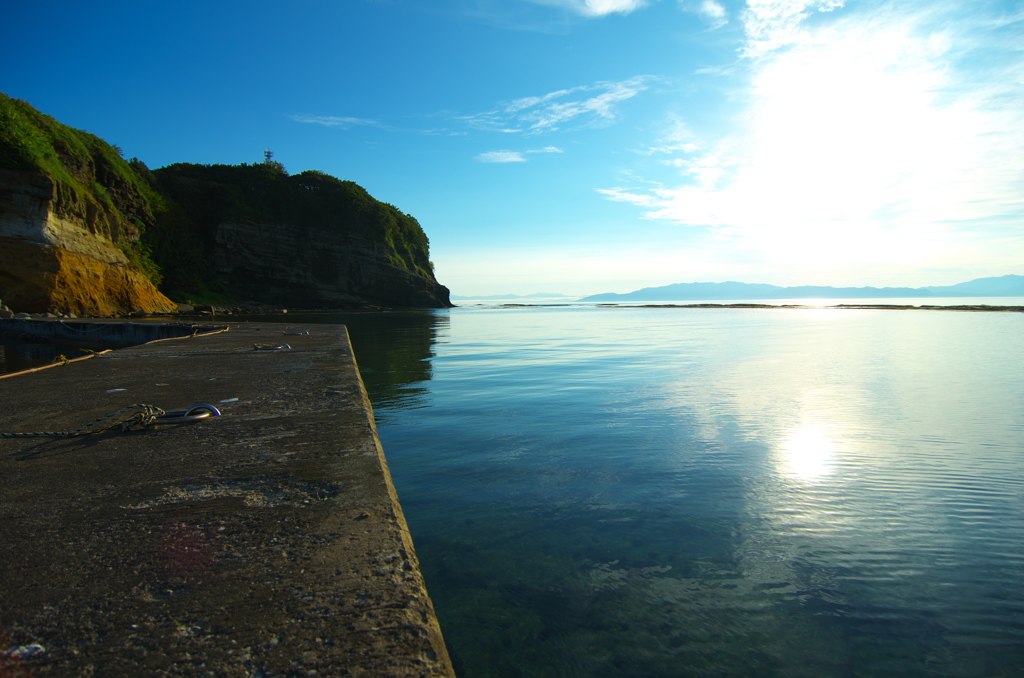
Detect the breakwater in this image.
<box><xmin>0</xmin><ymin>322</ymin><xmax>454</xmax><ymax>676</ymax></box>
<box><xmin>0</xmin><ymin>318</ymin><xmax>230</xmax><ymax>351</ymax></box>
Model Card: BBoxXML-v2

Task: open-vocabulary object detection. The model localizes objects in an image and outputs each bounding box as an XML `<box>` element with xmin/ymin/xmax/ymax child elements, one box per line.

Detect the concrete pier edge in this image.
<box><xmin>0</xmin><ymin>321</ymin><xmax>455</xmax><ymax>676</ymax></box>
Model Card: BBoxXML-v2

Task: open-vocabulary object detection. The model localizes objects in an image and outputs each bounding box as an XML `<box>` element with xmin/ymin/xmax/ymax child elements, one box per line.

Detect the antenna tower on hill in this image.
<box><xmin>264</xmin><ymin>149</ymin><xmax>273</xmax><ymax>164</ymax></box>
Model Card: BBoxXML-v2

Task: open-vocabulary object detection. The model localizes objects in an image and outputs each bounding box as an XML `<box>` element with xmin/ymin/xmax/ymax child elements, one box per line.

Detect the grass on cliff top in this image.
<box><xmin>0</xmin><ymin>93</ymin><xmax>161</xmax><ymax>214</ymax></box>
<box><xmin>1</xmin><ymin>92</ymin><xmax>440</xmax><ymax>303</ymax></box>
<box><xmin>0</xmin><ymin>92</ymin><xmax>165</xmax><ymax>285</ymax></box>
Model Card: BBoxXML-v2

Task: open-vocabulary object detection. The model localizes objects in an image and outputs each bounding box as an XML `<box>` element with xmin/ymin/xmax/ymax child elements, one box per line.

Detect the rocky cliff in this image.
<box><xmin>1</xmin><ymin>93</ymin><xmax>451</xmax><ymax>313</ymax></box>
<box><xmin>148</xmin><ymin>163</ymin><xmax>451</xmax><ymax>309</ymax></box>
<box><xmin>213</xmin><ymin>218</ymin><xmax>450</xmax><ymax>308</ymax></box>
<box><xmin>0</xmin><ymin>168</ymin><xmax>175</xmax><ymax>316</ymax></box>
<box><xmin>0</xmin><ymin>94</ymin><xmax>175</xmax><ymax>316</ymax></box>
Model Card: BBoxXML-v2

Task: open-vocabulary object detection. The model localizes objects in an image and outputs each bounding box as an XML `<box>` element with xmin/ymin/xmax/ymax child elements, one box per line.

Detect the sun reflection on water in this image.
<box><xmin>778</xmin><ymin>420</ymin><xmax>839</xmax><ymax>480</ymax></box>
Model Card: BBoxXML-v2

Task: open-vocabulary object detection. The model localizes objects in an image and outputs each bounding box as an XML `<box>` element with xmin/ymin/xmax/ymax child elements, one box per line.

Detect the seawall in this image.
<box><xmin>0</xmin><ymin>318</ymin><xmax>229</xmax><ymax>352</ymax></box>
<box><xmin>0</xmin><ymin>322</ymin><xmax>454</xmax><ymax>676</ymax></box>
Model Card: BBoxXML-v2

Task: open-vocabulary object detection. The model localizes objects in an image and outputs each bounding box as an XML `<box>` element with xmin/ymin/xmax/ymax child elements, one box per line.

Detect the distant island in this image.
<box><xmin>582</xmin><ymin>276</ymin><xmax>1024</xmax><ymax>302</ymax></box>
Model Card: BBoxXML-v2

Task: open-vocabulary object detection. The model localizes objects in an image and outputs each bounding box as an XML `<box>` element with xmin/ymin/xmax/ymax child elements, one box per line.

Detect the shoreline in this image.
<box><xmin>485</xmin><ymin>302</ymin><xmax>1024</xmax><ymax>312</ymax></box>
<box><xmin>612</xmin><ymin>303</ymin><xmax>1024</xmax><ymax>311</ymax></box>
<box><xmin>4</xmin><ymin>301</ymin><xmax>1023</xmax><ymax>320</ymax></box>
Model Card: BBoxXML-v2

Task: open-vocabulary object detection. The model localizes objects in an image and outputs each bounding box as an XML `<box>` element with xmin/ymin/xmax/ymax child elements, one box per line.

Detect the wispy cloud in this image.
<box><xmin>464</xmin><ymin>76</ymin><xmax>651</xmax><ymax>134</ymax></box>
<box><xmin>449</xmin><ymin>0</ymin><xmax>660</xmax><ymax>32</ymax></box>
<box><xmin>292</xmin><ymin>78</ymin><xmax>648</xmax><ymax>139</ymax></box>
<box><xmin>474</xmin><ymin>146</ymin><xmax>565</xmax><ymax>163</ymax></box>
<box><xmin>692</xmin><ymin>0</ymin><xmax>728</xmax><ymax>29</ymax></box>
<box><xmin>638</xmin><ymin>115</ymin><xmax>701</xmax><ymax>155</ymax></box>
<box><xmin>602</xmin><ymin>1</ymin><xmax>1024</xmax><ymax>278</ymax></box>
<box><xmin>289</xmin><ymin>114</ymin><xmax>390</xmax><ymax>130</ymax></box>
<box><xmin>289</xmin><ymin>113</ymin><xmax>463</xmax><ymax>136</ymax></box>
<box><xmin>741</xmin><ymin>0</ymin><xmax>845</xmax><ymax>58</ymax></box>
<box><xmin>525</xmin><ymin>0</ymin><xmax>652</xmax><ymax>17</ymax></box>
<box><xmin>475</xmin><ymin>150</ymin><xmax>527</xmax><ymax>163</ymax></box>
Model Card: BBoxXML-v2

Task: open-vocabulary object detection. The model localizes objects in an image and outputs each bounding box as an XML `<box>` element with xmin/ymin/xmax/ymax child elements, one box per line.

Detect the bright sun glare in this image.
<box><xmin>779</xmin><ymin>422</ymin><xmax>837</xmax><ymax>480</ymax></box>
<box><xmin>608</xmin><ymin>5</ymin><xmax>1024</xmax><ymax>283</ymax></box>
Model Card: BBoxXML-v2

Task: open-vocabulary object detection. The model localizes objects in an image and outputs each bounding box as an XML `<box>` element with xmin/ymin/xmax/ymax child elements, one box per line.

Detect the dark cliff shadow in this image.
<box><xmin>341</xmin><ymin>311</ymin><xmax>448</xmax><ymax>412</ymax></box>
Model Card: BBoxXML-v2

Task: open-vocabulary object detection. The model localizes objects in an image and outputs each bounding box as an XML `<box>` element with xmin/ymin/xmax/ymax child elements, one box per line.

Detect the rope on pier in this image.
<box><xmin>0</xmin><ymin>404</ymin><xmax>165</xmax><ymax>438</ymax></box>
<box><xmin>0</xmin><ymin>403</ymin><xmax>221</xmax><ymax>439</ymax></box>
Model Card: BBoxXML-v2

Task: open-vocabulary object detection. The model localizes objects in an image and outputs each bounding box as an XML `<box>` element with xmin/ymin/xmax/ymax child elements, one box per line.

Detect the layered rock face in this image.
<box><xmin>2</xmin><ymin>94</ymin><xmax>451</xmax><ymax>312</ymax></box>
<box><xmin>214</xmin><ymin>218</ymin><xmax>451</xmax><ymax>308</ymax></box>
<box><xmin>0</xmin><ymin>168</ymin><xmax>175</xmax><ymax>316</ymax></box>
<box><xmin>149</xmin><ymin>163</ymin><xmax>451</xmax><ymax>309</ymax></box>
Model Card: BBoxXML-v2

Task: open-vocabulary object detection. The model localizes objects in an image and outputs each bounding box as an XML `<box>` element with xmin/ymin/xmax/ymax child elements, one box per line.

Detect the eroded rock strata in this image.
<box><xmin>0</xmin><ymin>167</ymin><xmax>175</xmax><ymax>316</ymax></box>
<box><xmin>214</xmin><ymin>218</ymin><xmax>450</xmax><ymax>308</ymax></box>
<box><xmin>1</xmin><ymin>93</ymin><xmax>451</xmax><ymax>315</ymax></box>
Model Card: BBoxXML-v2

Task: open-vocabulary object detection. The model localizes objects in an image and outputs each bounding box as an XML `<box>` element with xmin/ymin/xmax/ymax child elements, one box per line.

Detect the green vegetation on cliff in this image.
<box><xmin>1</xmin><ymin>93</ymin><xmax>446</xmax><ymax>308</ymax></box>
<box><xmin>0</xmin><ymin>93</ymin><xmax>163</xmax><ymax>284</ymax></box>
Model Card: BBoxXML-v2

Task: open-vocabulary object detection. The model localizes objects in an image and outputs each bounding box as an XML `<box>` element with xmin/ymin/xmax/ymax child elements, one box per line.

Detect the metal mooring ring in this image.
<box><xmin>254</xmin><ymin>343</ymin><xmax>291</xmax><ymax>350</ymax></box>
<box><xmin>155</xmin><ymin>404</ymin><xmax>223</xmax><ymax>424</ymax></box>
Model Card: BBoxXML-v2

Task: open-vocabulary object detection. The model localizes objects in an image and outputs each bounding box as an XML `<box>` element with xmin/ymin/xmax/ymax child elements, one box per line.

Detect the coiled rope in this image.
<box><xmin>0</xmin><ymin>403</ymin><xmax>221</xmax><ymax>439</ymax></box>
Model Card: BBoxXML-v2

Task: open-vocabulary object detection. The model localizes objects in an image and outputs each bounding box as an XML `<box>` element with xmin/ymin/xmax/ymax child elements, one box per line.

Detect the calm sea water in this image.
<box><xmin>334</xmin><ymin>305</ymin><xmax>1024</xmax><ymax>678</ymax></box>
<box><xmin>6</xmin><ymin>306</ymin><xmax>1024</xmax><ymax>676</ymax></box>
<box><xmin>0</xmin><ymin>338</ymin><xmax>69</xmax><ymax>375</ymax></box>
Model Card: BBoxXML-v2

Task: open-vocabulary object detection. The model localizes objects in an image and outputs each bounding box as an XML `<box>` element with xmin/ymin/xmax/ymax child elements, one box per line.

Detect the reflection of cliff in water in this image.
<box><xmin>343</xmin><ymin>311</ymin><xmax>447</xmax><ymax>414</ymax></box>
<box><xmin>0</xmin><ymin>339</ymin><xmax>68</xmax><ymax>376</ymax></box>
<box><xmin>254</xmin><ymin>311</ymin><xmax>448</xmax><ymax>414</ymax></box>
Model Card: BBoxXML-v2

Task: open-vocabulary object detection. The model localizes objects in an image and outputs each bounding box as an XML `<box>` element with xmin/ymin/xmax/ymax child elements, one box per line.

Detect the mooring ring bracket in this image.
<box><xmin>154</xmin><ymin>404</ymin><xmax>223</xmax><ymax>424</ymax></box>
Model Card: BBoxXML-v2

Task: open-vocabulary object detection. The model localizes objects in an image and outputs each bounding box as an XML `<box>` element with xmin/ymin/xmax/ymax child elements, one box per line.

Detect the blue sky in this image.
<box><xmin>2</xmin><ymin>0</ymin><xmax>1022</xmax><ymax>296</ymax></box>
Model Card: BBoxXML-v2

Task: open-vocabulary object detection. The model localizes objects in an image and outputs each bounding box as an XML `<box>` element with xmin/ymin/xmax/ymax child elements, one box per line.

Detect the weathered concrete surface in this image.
<box><xmin>0</xmin><ymin>323</ymin><xmax>454</xmax><ymax>677</ymax></box>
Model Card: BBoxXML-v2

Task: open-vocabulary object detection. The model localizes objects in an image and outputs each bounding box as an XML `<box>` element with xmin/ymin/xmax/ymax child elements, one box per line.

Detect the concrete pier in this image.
<box><xmin>0</xmin><ymin>323</ymin><xmax>454</xmax><ymax>677</ymax></box>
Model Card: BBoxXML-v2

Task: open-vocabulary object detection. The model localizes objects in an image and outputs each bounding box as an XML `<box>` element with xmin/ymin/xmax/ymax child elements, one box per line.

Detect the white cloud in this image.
<box><xmin>742</xmin><ymin>0</ymin><xmax>845</xmax><ymax>58</ymax></box>
<box><xmin>639</xmin><ymin>115</ymin><xmax>702</xmax><ymax>155</ymax></box>
<box><xmin>603</xmin><ymin>2</ymin><xmax>1024</xmax><ymax>280</ymax></box>
<box><xmin>526</xmin><ymin>0</ymin><xmax>652</xmax><ymax>17</ymax></box>
<box><xmin>474</xmin><ymin>147</ymin><xmax>563</xmax><ymax>162</ymax></box>
<box><xmin>465</xmin><ymin>76</ymin><xmax>651</xmax><ymax>134</ymax></box>
<box><xmin>696</xmin><ymin>0</ymin><xmax>728</xmax><ymax>28</ymax></box>
<box><xmin>475</xmin><ymin>150</ymin><xmax>527</xmax><ymax>163</ymax></box>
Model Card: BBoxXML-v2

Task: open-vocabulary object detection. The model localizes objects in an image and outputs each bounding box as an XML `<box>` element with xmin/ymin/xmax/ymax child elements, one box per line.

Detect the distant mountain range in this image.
<box><xmin>451</xmin><ymin>293</ymin><xmax>572</xmax><ymax>300</ymax></box>
<box><xmin>581</xmin><ymin>275</ymin><xmax>1024</xmax><ymax>302</ymax></box>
